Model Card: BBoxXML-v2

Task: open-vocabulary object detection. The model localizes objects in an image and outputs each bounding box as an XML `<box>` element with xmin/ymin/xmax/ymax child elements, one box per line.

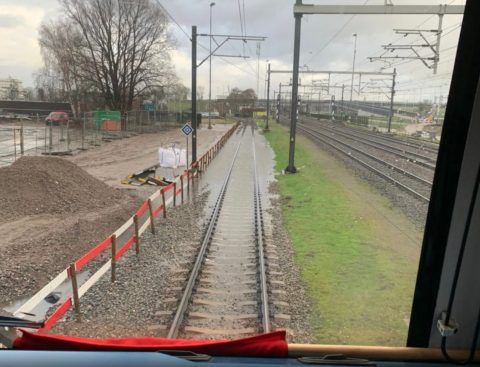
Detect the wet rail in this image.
<box><xmin>167</xmin><ymin>122</ymin><xmax>270</xmax><ymax>338</ymax></box>
<box><xmin>302</xmin><ymin>114</ymin><xmax>439</xmax><ymax>156</ymax></box>
<box><xmin>300</xmin><ymin>120</ymin><xmax>437</xmax><ymax>170</ymax></box>
<box><xmin>299</xmin><ymin>124</ymin><xmax>433</xmax><ymax>187</ymax></box>
<box><xmin>298</xmin><ymin>124</ymin><xmax>431</xmax><ymax>203</ymax></box>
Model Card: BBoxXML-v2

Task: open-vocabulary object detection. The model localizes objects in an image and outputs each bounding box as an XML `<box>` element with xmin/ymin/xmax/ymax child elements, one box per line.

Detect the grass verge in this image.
<box><xmin>262</xmin><ymin>123</ymin><xmax>419</xmax><ymax>346</ymax></box>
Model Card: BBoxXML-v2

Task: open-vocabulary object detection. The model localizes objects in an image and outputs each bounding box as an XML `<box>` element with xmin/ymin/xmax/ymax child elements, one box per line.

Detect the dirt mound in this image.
<box><xmin>0</xmin><ymin>156</ymin><xmax>127</xmax><ymax>221</ymax></box>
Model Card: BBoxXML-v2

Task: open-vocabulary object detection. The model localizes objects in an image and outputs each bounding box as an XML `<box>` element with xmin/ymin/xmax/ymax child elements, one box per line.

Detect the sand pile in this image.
<box><xmin>0</xmin><ymin>156</ymin><xmax>126</xmax><ymax>221</ymax></box>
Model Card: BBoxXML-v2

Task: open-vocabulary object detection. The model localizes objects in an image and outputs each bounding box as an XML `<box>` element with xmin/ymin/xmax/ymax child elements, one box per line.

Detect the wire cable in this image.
<box><xmin>156</xmin><ymin>0</ymin><xmax>192</xmax><ymax>41</ymax></box>
<box><xmin>304</xmin><ymin>0</ymin><xmax>369</xmax><ymax>65</ymax></box>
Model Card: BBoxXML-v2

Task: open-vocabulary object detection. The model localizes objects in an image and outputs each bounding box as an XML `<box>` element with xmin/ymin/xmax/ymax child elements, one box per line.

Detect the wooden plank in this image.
<box><xmin>149</xmin><ymin>190</ymin><xmax>160</xmax><ymax>201</ymax></box>
<box><xmin>134</xmin><ymin>215</ymin><xmax>140</xmax><ymax>255</ymax></box>
<box><xmin>189</xmin><ymin>312</ymin><xmax>257</xmax><ymax>320</ymax></box>
<box><xmin>78</xmin><ymin>261</ymin><xmax>111</xmax><ymax>298</ymax></box>
<box><xmin>75</xmin><ymin>236</ymin><xmax>112</xmax><ymax>270</ymax></box>
<box><xmin>38</xmin><ymin>297</ymin><xmax>72</xmax><ymax>333</ymax></box>
<box><xmin>111</xmin><ymin>234</ymin><xmax>116</xmax><ymax>282</ymax></box>
<box><xmin>13</xmin><ymin>269</ymin><xmax>68</xmax><ymax>316</ymax></box>
<box><xmin>113</xmin><ymin>217</ymin><xmax>134</xmax><ymax>238</ymax></box>
<box><xmin>69</xmin><ymin>263</ymin><xmax>81</xmax><ymax>321</ymax></box>
<box><xmin>147</xmin><ymin>199</ymin><xmax>155</xmax><ymax>234</ymax></box>
<box><xmin>138</xmin><ymin>216</ymin><xmax>151</xmax><ymax>236</ymax></box>
<box><xmin>184</xmin><ymin>326</ymin><xmax>256</xmax><ymax>335</ymax></box>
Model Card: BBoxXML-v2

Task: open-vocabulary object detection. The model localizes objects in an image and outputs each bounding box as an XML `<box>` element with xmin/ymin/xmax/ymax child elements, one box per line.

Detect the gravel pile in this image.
<box><xmin>0</xmin><ymin>156</ymin><xmax>126</xmax><ymax>222</ymax></box>
<box><xmin>0</xmin><ymin>156</ymin><xmax>141</xmax><ymax>306</ymax></box>
<box><xmin>53</xmin><ymin>193</ymin><xmax>209</xmax><ymax>338</ymax></box>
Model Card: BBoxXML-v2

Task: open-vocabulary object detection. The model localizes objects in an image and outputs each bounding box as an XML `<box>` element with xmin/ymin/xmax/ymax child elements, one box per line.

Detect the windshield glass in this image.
<box><xmin>0</xmin><ymin>0</ymin><xmax>464</xmax><ymax>350</ymax></box>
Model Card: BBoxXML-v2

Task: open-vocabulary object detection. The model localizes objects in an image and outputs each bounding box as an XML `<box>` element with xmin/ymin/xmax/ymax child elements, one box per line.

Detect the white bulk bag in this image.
<box><xmin>159</xmin><ymin>147</ymin><xmax>177</xmax><ymax>168</ymax></box>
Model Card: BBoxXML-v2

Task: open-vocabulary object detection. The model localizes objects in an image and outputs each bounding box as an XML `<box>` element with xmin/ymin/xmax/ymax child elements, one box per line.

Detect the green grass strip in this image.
<box><xmin>262</xmin><ymin>123</ymin><xmax>418</xmax><ymax>346</ymax></box>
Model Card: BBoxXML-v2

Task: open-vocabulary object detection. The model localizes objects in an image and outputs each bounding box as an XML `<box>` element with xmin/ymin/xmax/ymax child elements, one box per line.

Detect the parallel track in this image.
<box><xmin>301</xmin><ymin>120</ymin><xmax>437</xmax><ymax>170</ymax></box>
<box><xmin>298</xmin><ymin>124</ymin><xmax>431</xmax><ymax>203</ymax></box>
<box><xmin>167</xmin><ymin>122</ymin><xmax>270</xmax><ymax>338</ymax></box>
<box><xmin>302</xmin><ymin>114</ymin><xmax>439</xmax><ymax>156</ymax></box>
<box><xmin>300</xmin><ymin>124</ymin><xmax>433</xmax><ymax>186</ymax></box>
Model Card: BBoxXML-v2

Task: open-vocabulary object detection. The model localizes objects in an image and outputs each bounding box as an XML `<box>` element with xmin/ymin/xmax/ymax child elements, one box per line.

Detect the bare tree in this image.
<box><xmin>38</xmin><ymin>20</ymin><xmax>88</xmax><ymax>116</ymax></box>
<box><xmin>52</xmin><ymin>0</ymin><xmax>174</xmax><ymax>113</ymax></box>
<box><xmin>33</xmin><ymin>62</ymin><xmax>63</xmax><ymax>103</ymax></box>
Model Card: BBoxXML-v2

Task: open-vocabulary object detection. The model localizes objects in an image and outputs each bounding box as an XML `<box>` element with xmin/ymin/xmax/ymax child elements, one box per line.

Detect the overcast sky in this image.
<box><xmin>0</xmin><ymin>0</ymin><xmax>465</xmax><ymax>102</ymax></box>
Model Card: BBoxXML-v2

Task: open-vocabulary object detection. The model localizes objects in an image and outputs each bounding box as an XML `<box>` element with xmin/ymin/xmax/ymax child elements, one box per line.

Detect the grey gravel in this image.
<box><xmin>53</xmin><ymin>191</ymin><xmax>209</xmax><ymax>338</ymax></box>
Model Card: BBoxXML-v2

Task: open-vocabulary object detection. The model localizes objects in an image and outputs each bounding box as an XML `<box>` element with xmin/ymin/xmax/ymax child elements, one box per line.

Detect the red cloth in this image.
<box><xmin>13</xmin><ymin>330</ymin><xmax>288</xmax><ymax>357</ymax></box>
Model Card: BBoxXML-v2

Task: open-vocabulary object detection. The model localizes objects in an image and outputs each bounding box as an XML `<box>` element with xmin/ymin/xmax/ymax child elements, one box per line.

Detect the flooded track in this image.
<box><xmin>167</xmin><ymin>122</ymin><xmax>271</xmax><ymax>339</ymax></box>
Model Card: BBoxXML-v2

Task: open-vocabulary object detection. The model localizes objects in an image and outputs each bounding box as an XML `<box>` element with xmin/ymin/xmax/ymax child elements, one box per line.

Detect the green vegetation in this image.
<box><xmin>366</xmin><ymin>116</ymin><xmax>412</xmax><ymax>131</ymax></box>
<box><xmin>166</xmin><ymin>100</ymin><xmax>209</xmax><ymax>111</ymax></box>
<box><xmin>263</xmin><ymin>123</ymin><xmax>419</xmax><ymax>346</ymax></box>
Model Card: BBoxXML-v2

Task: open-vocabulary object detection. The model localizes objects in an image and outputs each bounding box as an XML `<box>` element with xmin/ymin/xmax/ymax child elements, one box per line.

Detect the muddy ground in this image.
<box><xmin>0</xmin><ymin>125</ymin><xmax>224</xmax><ymax>310</ymax></box>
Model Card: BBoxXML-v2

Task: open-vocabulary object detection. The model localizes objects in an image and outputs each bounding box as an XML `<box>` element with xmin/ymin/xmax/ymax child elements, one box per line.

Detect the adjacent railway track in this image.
<box><xmin>167</xmin><ymin>122</ymin><xmax>271</xmax><ymax>339</ymax></box>
<box><xmin>297</xmin><ymin>124</ymin><xmax>432</xmax><ymax>203</ymax></box>
<box><xmin>302</xmin><ymin>114</ymin><xmax>439</xmax><ymax>157</ymax></box>
<box><xmin>301</xmin><ymin>119</ymin><xmax>437</xmax><ymax>171</ymax></box>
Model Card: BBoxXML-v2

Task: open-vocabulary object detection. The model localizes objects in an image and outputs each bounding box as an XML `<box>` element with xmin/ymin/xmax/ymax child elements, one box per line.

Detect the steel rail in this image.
<box><xmin>167</xmin><ymin>138</ymin><xmax>243</xmax><ymax>339</ymax></box>
<box><xmin>302</xmin><ymin>115</ymin><xmax>439</xmax><ymax>159</ymax></box>
<box><xmin>252</xmin><ymin>126</ymin><xmax>271</xmax><ymax>333</ymax></box>
<box><xmin>298</xmin><ymin>126</ymin><xmax>431</xmax><ymax>203</ymax></box>
<box><xmin>342</xmin><ymin>123</ymin><xmax>439</xmax><ymax>155</ymax></box>
<box><xmin>301</xmin><ymin>121</ymin><xmax>437</xmax><ymax>170</ymax></box>
<box><xmin>300</xmin><ymin>124</ymin><xmax>433</xmax><ymax>187</ymax></box>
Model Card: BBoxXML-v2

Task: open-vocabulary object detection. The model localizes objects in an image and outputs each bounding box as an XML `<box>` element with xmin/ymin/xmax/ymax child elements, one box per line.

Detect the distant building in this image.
<box><xmin>0</xmin><ymin>78</ymin><xmax>23</xmax><ymax>100</ymax></box>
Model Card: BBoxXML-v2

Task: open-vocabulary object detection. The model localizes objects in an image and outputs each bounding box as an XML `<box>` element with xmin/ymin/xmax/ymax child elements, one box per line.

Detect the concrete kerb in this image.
<box><xmin>14</xmin><ymin>122</ymin><xmax>239</xmax><ymax>333</ymax></box>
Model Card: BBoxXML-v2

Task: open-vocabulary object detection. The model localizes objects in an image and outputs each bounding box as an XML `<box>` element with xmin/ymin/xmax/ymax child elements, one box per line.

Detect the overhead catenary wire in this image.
<box><xmin>304</xmin><ymin>0</ymin><xmax>369</xmax><ymax>65</ymax></box>
<box><xmin>156</xmin><ymin>0</ymin><xmax>192</xmax><ymax>41</ymax></box>
<box><xmin>357</xmin><ymin>0</ymin><xmax>461</xmax><ymax>69</ymax></box>
<box><xmin>157</xmin><ymin>0</ymin><xmax>258</xmax><ymax>81</ymax></box>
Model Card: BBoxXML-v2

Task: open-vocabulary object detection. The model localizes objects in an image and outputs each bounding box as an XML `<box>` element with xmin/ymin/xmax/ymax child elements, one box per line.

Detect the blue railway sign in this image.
<box><xmin>181</xmin><ymin>123</ymin><xmax>193</xmax><ymax>136</ymax></box>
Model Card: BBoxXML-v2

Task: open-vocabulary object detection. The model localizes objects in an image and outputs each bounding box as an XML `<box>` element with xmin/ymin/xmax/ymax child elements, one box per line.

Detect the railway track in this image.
<box><xmin>299</xmin><ymin>123</ymin><xmax>434</xmax><ymax>184</ymax></box>
<box><xmin>302</xmin><ymin>114</ymin><xmax>439</xmax><ymax>156</ymax></box>
<box><xmin>167</xmin><ymin>122</ymin><xmax>271</xmax><ymax>339</ymax></box>
<box><xmin>301</xmin><ymin>119</ymin><xmax>437</xmax><ymax>171</ymax></box>
<box><xmin>297</xmin><ymin>124</ymin><xmax>431</xmax><ymax>203</ymax></box>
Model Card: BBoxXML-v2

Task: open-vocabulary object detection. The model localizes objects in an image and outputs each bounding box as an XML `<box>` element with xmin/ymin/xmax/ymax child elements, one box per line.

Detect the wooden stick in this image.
<box><xmin>69</xmin><ymin>263</ymin><xmax>81</xmax><ymax>322</ymax></box>
<box><xmin>147</xmin><ymin>199</ymin><xmax>155</xmax><ymax>234</ymax></box>
<box><xmin>161</xmin><ymin>189</ymin><xmax>167</xmax><ymax>218</ymax></box>
<box><xmin>180</xmin><ymin>175</ymin><xmax>184</xmax><ymax>204</ymax></box>
<box><xmin>173</xmin><ymin>182</ymin><xmax>177</xmax><ymax>207</ymax></box>
<box><xmin>134</xmin><ymin>214</ymin><xmax>140</xmax><ymax>255</ymax></box>
<box><xmin>20</xmin><ymin>124</ymin><xmax>24</xmax><ymax>155</ymax></box>
<box><xmin>111</xmin><ymin>234</ymin><xmax>116</xmax><ymax>282</ymax></box>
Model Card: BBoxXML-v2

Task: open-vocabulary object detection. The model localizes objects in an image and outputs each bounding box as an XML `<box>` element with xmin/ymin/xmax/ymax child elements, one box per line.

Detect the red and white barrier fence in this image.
<box><xmin>13</xmin><ymin>122</ymin><xmax>239</xmax><ymax>333</ymax></box>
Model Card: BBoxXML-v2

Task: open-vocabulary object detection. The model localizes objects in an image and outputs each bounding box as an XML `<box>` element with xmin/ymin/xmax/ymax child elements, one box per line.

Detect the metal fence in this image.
<box><xmin>0</xmin><ymin>110</ymin><xmax>182</xmax><ymax>167</ymax></box>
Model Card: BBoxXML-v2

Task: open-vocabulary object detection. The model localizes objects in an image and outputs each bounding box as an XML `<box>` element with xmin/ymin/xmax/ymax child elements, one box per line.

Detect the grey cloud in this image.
<box><xmin>0</xmin><ymin>14</ymin><xmax>23</xmax><ymax>28</ymax></box>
